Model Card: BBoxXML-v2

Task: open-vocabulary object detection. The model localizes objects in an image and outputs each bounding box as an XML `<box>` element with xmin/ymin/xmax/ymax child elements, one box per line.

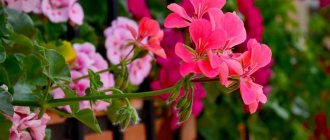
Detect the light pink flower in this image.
<box><xmin>52</xmin><ymin>42</ymin><xmax>115</xmax><ymax>112</ymax></box>
<box><xmin>104</xmin><ymin>17</ymin><xmax>154</xmax><ymax>85</ymax></box>
<box><xmin>3</xmin><ymin>0</ymin><xmax>39</xmax><ymax>13</ymax></box>
<box><xmin>41</xmin><ymin>0</ymin><xmax>84</xmax><ymax>25</ymax></box>
<box><xmin>129</xmin><ymin>55</ymin><xmax>152</xmax><ymax>85</ymax></box>
<box><xmin>239</xmin><ymin>39</ymin><xmax>272</xmax><ymax>113</ymax></box>
<box><xmin>128</xmin><ymin>17</ymin><xmax>167</xmax><ymax>58</ymax></box>
<box><xmin>5</xmin><ymin>107</ymin><xmax>50</xmax><ymax>140</ymax></box>
<box><xmin>164</xmin><ymin>0</ymin><xmax>225</xmax><ymax>28</ymax></box>
<box><xmin>104</xmin><ymin>17</ymin><xmax>138</xmax><ymax>65</ymax></box>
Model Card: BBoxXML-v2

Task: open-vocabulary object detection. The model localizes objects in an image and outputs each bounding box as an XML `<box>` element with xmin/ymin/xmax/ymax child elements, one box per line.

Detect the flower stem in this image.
<box><xmin>46</xmin><ymin>87</ymin><xmax>174</xmax><ymax>107</ymax></box>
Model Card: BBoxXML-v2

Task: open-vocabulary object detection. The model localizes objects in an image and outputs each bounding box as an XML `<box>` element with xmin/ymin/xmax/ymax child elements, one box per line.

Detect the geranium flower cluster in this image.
<box><xmin>164</xmin><ymin>0</ymin><xmax>272</xmax><ymax>113</ymax></box>
<box><xmin>52</xmin><ymin>42</ymin><xmax>115</xmax><ymax>112</ymax></box>
<box><xmin>5</xmin><ymin>107</ymin><xmax>50</xmax><ymax>140</ymax></box>
<box><xmin>2</xmin><ymin>0</ymin><xmax>84</xmax><ymax>25</ymax></box>
<box><xmin>104</xmin><ymin>17</ymin><xmax>165</xmax><ymax>85</ymax></box>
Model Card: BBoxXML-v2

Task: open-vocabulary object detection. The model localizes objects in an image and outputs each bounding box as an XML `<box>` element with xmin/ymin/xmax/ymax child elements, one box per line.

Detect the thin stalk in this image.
<box><xmin>46</xmin><ymin>87</ymin><xmax>174</xmax><ymax>107</ymax></box>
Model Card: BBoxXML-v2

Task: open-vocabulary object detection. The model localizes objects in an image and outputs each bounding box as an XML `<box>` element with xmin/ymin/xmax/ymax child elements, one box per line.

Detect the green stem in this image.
<box><xmin>12</xmin><ymin>100</ymin><xmax>41</xmax><ymax>107</ymax></box>
<box><xmin>46</xmin><ymin>87</ymin><xmax>174</xmax><ymax>107</ymax></box>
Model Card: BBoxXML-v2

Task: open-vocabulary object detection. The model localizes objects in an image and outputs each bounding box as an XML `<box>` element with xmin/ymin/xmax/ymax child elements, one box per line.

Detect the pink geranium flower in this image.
<box><xmin>239</xmin><ymin>39</ymin><xmax>272</xmax><ymax>113</ymax></box>
<box><xmin>41</xmin><ymin>0</ymin><xmax>84</xmax><ymax>25</ymax></box>
<box><xmin>128</xmin><ymin>17</ymin><xmax>167</xmax><ymax>59</ymax></box>
<box><xmin>206</xmin><ymin>9</ymin><xmax>246</xmax><ymax>86</ymax></box>
<box><xmin>52</xmin><ymin>42</ymin><xmax>115</xmax><ymax>112</ymax></box>
<box><xmin>104</xmin><ymin>17</ymin><xmax>138</xmax><ymax>65</ymax></box>
<box><xmin>3</xmin><ymin>0</ymin><xmax>40</xmax><ymax>13</ymax></box>
<box><xmin>164</xmin><ymin>0</ymin><xmax>225</xmax><ymax>28</ymax></box>
<box><xmin>175</xmin><ymin>19</ymin><xmax>226</xmax><ymax>77</ymax></box>
<box><xmin>5</xmin><ymin>107</ymin><xmax>50</xmax><ymax>140</ymax></box>
<box><xmin>104</xmin><ymin>17</ymin><xmax>153</xmax><ymax>85</ymax></box>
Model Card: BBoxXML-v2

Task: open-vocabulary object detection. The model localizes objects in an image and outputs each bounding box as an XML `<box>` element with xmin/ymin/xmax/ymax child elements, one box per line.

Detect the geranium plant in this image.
<box><xmin>0</xmin><ymin>0</ymin><xmax>272</xmax><ymax>139</ymax></box>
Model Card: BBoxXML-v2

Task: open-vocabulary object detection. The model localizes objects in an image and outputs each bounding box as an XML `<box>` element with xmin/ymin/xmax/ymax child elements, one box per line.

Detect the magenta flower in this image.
<box><xmin>320</xmin><ymin>0</ymin><xmax>330</xmax><ymax>8</ymax></box>
<box><xmin>52</xmin><ymin>42</ymin><xmax>115</xmax><ymax>112</ymax></box>
<box><xmin>127</xmin><ymin>0</ymin><xmax>152</xmax><ymax>19</ymax></box>
<box><xmin>175</xmin><ymin>19</ymin><xmax>227</xmax><ymax>77</ymax></box>
<box><xmin>239</xmin><ymin>39</ymin><xmax>272</xmax><ymax>113</ymax></box>
<box><xmin>41</xmin><ymin>0</ymin><xmax>84</xmax><ymax>25</ymax></box>
<box><xmin>128</xmin><ymin>17</ymin><xmax>167</xmax><ymax>58</ymax></box>
<box><xmin>5</xmin><ymin>107</ymin><xmax>50</xmax><ymax>140</ymax></box>
<box><xmin>164</xmin><ymin>0</ymin><xmax>225</xmax><ymax>28</ymax></box>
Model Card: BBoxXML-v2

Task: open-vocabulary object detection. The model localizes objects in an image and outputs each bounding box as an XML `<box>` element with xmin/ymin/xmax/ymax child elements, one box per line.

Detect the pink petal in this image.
<box><xmin>248</xmin><ymin>102</ymin><xmax>258</xmax><ymax>114</ymax></box>
<box><xmin>198</xmin><ymin>59</ymin><xmax>220</xmax><ymax>78</ymax></box>
<box><xmin>222</xmin><ymin>12</ymin><xmax>246</xmax><ymax>48</ymax></box>
<box><xmin>218</xmin><ymin>62</ymin><xmax>229</xmax><ymax>86</ymax></box>
<box><xmin>207</xmin><ymin>28</ymin><xmax>227</xmax><ymax>49</ymax></box>
<box><xmin>189</xmin><ymin>19</ymin><xmax>212</xmax><ymax>47</ymax></box>
<box><xmin>190</xmin><ymin>0</ymin><xmax>225</xmax><ymax>16</ymax></box>
<box><xmin>207</xmin><ymin>50</ymin><xmax>222</xmax><ymax>68</ymax></box>
<box><xmin>21</xmin><ymin>0</ymin><xmax>39</xmax><ymax>13</ymax></box>
<box><xmin>179</xmin><ymin>62</ymin><xmax>200</xmax><ymax>76</ymax></box>
<box><xmin>175</xmin><ymin>43</ymin><xmax>194</xmax><ymax>63</ymax></box>
<box><xmin>138</xmin><ymin>17</ymin><xmax>160</xmax><ymax>39</ymax></box>
<box><xmin>246</xmin><ymin>39</ymin><xmax>272</xmax><ymax>75</ymax></box>
<box><xmin>239</xmin><ymin>78</ymin><xmax>257</xmax><ymax>105</ymax></box>
<box><xmin>222</xmin><ymin>56</ymin><xmax>243</xmax><ymax>75</ymax></box>
<box><xmin>69</xmin><ymin>3</ymin><xmax>84</xmax><ymax>25</ymax></box>
<box><xmin>167</xmin><ymin>3</ymin><xmax>191</xmax><ymax>21</ymax></box>
<box><xmin>164</xmin><ymin>13</ymin><xmax>190</xmax><ymax>28</ymax></box>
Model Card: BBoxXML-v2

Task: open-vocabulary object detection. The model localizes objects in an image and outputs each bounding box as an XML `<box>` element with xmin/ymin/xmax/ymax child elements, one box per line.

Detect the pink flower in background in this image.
<box><xmin>239</xmin><ymin>39</ymin><xmax>272</xmax><ymax>113</ymax></box>
<box><xmin>3</xmin><ymin>0</ymin><xmax>40</xmax><ymax>13</ymax></box>
<box><xmin>127</xmin><ymin>0</ymin><xmax>152</xmax><ymax>19</ymax></box>
<box><xmin>129</xmin><ymin>55</ymin><xmax>153</xmax><ymax>85</ymax></box>
<box><xmin>52</xmin><ymin>42</ymin><xmax>115</xmax><ymax>112</ymax></box>
<box><xmin>320</xmin><ymin>0</ymin><xmax>330</xmax><ymax>8</ymax></box>
<box><xmin>164</xmin><ymin>0</ymin><xmax>226</xmax><ymax>28</ymax></box>
<box><xmin>152</xmin><ymin>29</ymin><xmax>206</xmax><ymax>130</ymax></box>
<box><xmin>41</xmin><ymin>0</ymin><xmax>84</xmax><ymax>25</ymax></box>
<box><xmin>128</xmin><ymin>17</ymin><xmax>167</xmax><ymax>58</ymax></box>
<box><xmin>5</xmin><ymin>107</ymin><xmax>50</xmax><ymax>140</ymax></box>
<box><xmin>104</xmin><ymin>17</ymin><xmax>138</xmax><ymax>65</ymax></box>
<box><xmin>237</xmin><ymin>0</ymin><xmax>264</xmax><ymax>43</ymax></box>
<box><xmin>104</xmin><ymin>17</ymin><xmax>153</xmax><ymax>85</ymax></box>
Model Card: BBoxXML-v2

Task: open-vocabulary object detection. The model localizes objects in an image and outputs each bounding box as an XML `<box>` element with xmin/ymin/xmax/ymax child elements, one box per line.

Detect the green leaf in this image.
<box><xmin>6</xmin><ymin>8</ymin><xmax>36</xmax><ymax>38</ymax></box>
<box><xmin>44</xmin><ymin>129</ymin><xmax>52</xmax><ymax>140</ymax></box>
<box><xmin>88</xmin><ymin>69</ymin><xmax>103</xmax><ymax>90</ymax></box>
<box><xmin>0</xmin><ymin>89</ymin><xmax>13</xmax><ymax>116</ymax></box>
<box><xmin>0</xmin><ymin>45</ymin><xmax>5</xmax><ymax>63</ymax></box>
<box><xmin>0</xmin><ymin>113</ymin><xmax>12</xmax><ymax>140</ymax></box>
<box><xmin>73</xmin><ymin>109</ymin><xmax>101</xmax><ymax>133</ymax></box>
<box><xmin>23</xmin><ymin>54</ymin><xmax>47</xmax><ymax>86</ymax></box>
<box><xmin>0</xmin><ymin>66</ymin><xmax>11</xmax><ymax>91</ymax></box>
<box><xmin>13</xmin><ymin>81</ymin><xmax>41</xmax><ymax>102</ymax></box>
<box><xmin>43</xmin><ymin>49</ymin><xmax>71</xmax><ymax>82</ymax></box>
<box><xmin>1</xmin><ymin>55</ymin><xmax>22</xmax><ymax>86</ymax></box>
